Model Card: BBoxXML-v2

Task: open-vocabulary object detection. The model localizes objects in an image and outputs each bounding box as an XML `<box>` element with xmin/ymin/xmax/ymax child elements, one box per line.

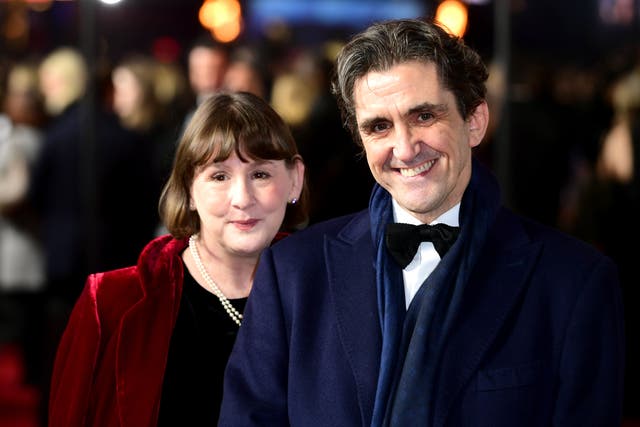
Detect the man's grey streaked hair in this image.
<box><xmin>331</xmin><ymin>18</ymin><xmax>489</xmax><ymax>146</ymax></box>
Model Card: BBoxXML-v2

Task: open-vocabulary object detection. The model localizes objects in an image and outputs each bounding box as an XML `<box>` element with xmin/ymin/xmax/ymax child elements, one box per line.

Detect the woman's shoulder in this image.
<box><xmin>87</xmin><ymin>235</ymin><xmax>187</xmax><ymax>314</ymax></box>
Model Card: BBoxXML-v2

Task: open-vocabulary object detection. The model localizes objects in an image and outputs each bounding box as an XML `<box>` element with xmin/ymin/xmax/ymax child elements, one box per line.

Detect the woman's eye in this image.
<box><xmin>253</xmin><ymin>171</ymin><xmax>271</xmax><ymax>180</ymax></box>
<box><xmin>212</xmin><ymin>173</ymin><xmax>228</xmax><ymax>182</ymax></box>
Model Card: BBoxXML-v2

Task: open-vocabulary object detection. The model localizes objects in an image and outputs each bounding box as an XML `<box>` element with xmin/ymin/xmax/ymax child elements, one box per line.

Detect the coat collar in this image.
<box><xmin>115</xmin><ymin>235</ymin><xmax>187</xmax><ymax>426</ymax></box>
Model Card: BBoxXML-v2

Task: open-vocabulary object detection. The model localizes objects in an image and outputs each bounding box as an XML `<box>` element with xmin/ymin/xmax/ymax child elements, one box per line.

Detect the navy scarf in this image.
<box><xmin>369</xmin><ymin>159</ymin><xmax>501</xmax><ymax>427</ymax></box>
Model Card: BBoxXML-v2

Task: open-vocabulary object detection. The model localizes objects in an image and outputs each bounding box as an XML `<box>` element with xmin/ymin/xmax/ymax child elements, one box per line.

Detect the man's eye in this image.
<box><xmin>417</xmin><ymin>112</ymin><xmax>434</xmax><ymax>122</ymax></box>
<box><xmin>372</xmin><ymin>122</ymin><xmax>390</xmax><ymax>133</ymax></box>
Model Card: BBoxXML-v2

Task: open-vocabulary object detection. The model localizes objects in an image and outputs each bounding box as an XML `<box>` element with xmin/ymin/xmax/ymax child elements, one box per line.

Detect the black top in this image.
<box><xmin>157</xmin><ymin>263</ymin><xmax>247</xmax><ymax>426</ymax></box>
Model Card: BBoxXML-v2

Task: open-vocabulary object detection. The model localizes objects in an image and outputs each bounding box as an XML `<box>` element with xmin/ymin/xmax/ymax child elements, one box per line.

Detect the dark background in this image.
<box><xmin>2</xmin><ymin>0</ymin><xmax>637</xmax><ymax>67</ymax></box>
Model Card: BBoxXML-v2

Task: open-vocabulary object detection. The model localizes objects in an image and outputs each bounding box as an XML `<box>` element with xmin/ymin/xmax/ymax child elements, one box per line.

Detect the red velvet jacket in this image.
<box><xmin>49</xmin><ymin>235</ymin><xmax>187</xmax><ymax>427</ymax></box>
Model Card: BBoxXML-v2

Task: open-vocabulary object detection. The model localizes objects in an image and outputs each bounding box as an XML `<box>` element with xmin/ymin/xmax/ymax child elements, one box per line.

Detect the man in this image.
<box><xmin>219</xmin><ymin>19</ymin><xmax>624</xmax><ymax>427</ymax></box>
<box><xmin>181</xmin><ymin>35</ymin><xmax>229</xmax><ymax>131</ymax></box>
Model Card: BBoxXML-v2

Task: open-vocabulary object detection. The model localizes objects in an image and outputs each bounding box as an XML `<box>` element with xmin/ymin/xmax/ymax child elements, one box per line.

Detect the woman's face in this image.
<box><xmin>112</xmin><ymin>67</ymin><xmax>142</xmax><ymax>119</ymax></box>
<box><xmin>190</xmin><ymin>151</ymin><xmax>303</xmax><ymax>261</ymax></box>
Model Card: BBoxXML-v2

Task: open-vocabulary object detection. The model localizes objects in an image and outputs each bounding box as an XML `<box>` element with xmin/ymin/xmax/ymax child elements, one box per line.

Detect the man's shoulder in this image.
<box><xmin>274</xmin><ymin>210</ymin><xmax>371</xmax><ymax>251</ymax></box>
<box><xmin>500</xmin><ymin>208</ymin><xmax>614</xmax><ymax>269</ymax></box>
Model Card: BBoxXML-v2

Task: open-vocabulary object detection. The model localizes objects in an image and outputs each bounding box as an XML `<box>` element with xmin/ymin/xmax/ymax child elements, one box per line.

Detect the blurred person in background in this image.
<box><xmin>30</xmin><ymin>46</ymin><xmax>153</xmax><ymax>301</ymax></box>
<box><xmin>30</xmin><ymin>46</ymin><xmax>92</xmax><ymax>303</ymax></box>
<box><xmin>48</xmin><ymin>92</ymin><xmax>306</xmax><ymax>426</ymax></box>
<box><xmin>270</xmin><ymin>46</ymin><xmax>373</xmax><ymax>225</ymax></box>
<box><xmin>0</xmin><ymin>61</ymin><xmax>47</xmax><ymax>400</ymax></box>
<box><xmin>29</xmin><ymin>47</ymin><xmax>159</xmax><ymax>421</ymax></box>
<box><xmin>152</xmin><ymin>59</ymin><xmax>191</xmax><ymax>181</ymax></box>
<box><xmin>222</xmin><ymin>45</ymin><xmax>271</xmax><ymax>99</ymax></box>
<box><xmin>298</xmin><ymin>44</ymin><xmax>374</xmax><ymax>224</ymax></box>
<box><xmin>182</xmin><ymin>35</ymin><xmax>229</xmax><ymax>131</ymax></box>
<box><xmin>565</xmin><ymin>66</ymin><xmax>640</xmax><ymax>417</ymax></box>
<box><xmin>112</xmin><ymin>55</ymin><xmax>164</xmax><ymax>135</ymax></box>
<box><xmin>111</xmin><ymin>54</ymin><xmax>180</xmax><ymax>220</ymax></box>
<box><xmin>0</xmin><ymin>62</ymin><xmax>46</xmax><ymax>294</ymax></box>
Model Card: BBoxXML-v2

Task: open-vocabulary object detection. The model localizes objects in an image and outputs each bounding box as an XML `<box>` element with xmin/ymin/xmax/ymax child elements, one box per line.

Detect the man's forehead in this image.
<box><xmin>354</xmin><ymin>61</ymin><xmax>441</xmax><ymax>94</ymax></box>
<box><xmin>352</xmin><ymin>63</ymin><xmax>449</xmax><ymax>115</ymax></box>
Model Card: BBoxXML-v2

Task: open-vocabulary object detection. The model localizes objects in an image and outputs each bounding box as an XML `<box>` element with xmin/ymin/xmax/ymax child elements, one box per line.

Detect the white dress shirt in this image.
<box><xmin>391</xmin><ymin>200</ymin><xmax>461</xmax><ymax>308</ymax></box>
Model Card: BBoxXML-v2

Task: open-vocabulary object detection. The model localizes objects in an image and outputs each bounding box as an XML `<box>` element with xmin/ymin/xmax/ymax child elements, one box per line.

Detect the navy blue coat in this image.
<box><xmin>220</xmin><ymin>204</ymin><xmax>624</xmax><ymax>426</ymax></box>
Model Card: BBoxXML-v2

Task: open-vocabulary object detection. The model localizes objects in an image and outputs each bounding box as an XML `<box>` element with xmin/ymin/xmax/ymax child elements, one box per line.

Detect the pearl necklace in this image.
<box><xmin>188</xmin><ymin>234</ymin><xmax>243</xmax><ymax>326</ymax></box>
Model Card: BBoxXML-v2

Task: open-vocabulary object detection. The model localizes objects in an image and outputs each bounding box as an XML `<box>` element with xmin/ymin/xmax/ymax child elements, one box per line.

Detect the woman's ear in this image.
<box><xmin>290</xmin><ymin>155</ymin><xmax>305</xmax><ymax>201</ymax></box>
<box><xmin>467</xmin><ymin>101</ymin><xmax>489</xmax><ymax>148</ymax></box>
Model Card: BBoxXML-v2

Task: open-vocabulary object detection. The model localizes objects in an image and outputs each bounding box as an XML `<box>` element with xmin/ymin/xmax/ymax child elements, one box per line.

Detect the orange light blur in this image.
<box><xmin>435</xmin><ymin>0</ymin><xmax>468</xmax><ymax>37</ymax></box>
<box><xmin>25</xmin><ymin>0</ymin><xmax>53</xmax><ymax>12</ymax></box>
<box><xmin>211</xmin><ymin>19</ymin><xmax>242</xmax><ymax>43</ymax></box>
<box><xmin>199</xmin><ymin>0</ymin><xmax>242</xmax><ymax>43</ymax></box>
<box><xmin>4</xmin><ymin>10</ymin><xmax>28</xmax><ymax>40</ymax></box>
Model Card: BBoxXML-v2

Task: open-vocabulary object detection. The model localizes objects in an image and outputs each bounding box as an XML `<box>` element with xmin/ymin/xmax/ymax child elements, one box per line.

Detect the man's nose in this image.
<box><xmin>392</xmin><ymin>125</ymin><xmax>420</xmax><ymax>161</ymax></box>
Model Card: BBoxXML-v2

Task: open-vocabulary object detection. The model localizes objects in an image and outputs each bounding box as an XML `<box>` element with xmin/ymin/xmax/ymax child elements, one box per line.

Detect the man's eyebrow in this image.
<box><xmin>358</xmin><ymin>116</ymin><xmax>385</xmax><ymax>131</ymax></box>
<box><xmin>407</xmin><ymin>102</ymin><xmax>448</xmax><ymax>116</ymax></box>
<box><xmin>358</xmin><ymin>102</ymin><xmax>450</xmax><ymax>131</ymax></box>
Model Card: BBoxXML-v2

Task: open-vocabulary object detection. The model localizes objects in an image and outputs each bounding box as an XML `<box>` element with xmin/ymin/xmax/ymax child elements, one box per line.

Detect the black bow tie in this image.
<box><xmin>385</xmin><ymin>222</ymin><xmax>460</xmax><ymax>269</ymax></box>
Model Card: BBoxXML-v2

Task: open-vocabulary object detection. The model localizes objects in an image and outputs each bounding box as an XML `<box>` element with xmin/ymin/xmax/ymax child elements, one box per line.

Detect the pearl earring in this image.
<box><xmin>289</xmin><ymin>198</ymin><xmax>298</xmax><ymax>205</ymax></box>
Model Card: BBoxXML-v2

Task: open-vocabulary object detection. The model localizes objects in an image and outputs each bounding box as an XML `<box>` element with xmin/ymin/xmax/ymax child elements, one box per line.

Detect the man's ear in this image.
<box><xmin>467</xmin><ymin>101</ymin><xmax>489</xmax><ymax>148</ymax></box>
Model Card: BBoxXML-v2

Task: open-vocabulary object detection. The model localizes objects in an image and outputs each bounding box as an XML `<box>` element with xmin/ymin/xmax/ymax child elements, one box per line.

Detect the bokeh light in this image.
<box><xmin>152</xmin><ymin>36</ymin><xmax>181</xmax><ymax>63</ymax></box>
<box><xmin>199</xmin><ymin>0</ymin><xmax>243</xmax><ymax>43</ymax></box>
<box><xmin>4</xmin><ymin>9</ymin><xmax>28</xmax><ymax>41</ymax></box>
<box><xmin>435</xmin><ymin>0</ymin><xmax>469</xmax><ymax>37</ymax></box>
<box><xmin>25</xmin><ymin>0</ymin><xmax>53</xmax><ymax>12</ymax></box>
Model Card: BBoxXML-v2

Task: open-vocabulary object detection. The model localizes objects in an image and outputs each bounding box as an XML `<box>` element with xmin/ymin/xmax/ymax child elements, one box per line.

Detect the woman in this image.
<box><xmin>110</xmin><ymin>55</ymin><xmax>185</xmax><ymax>237</ymax></box>
<box><xmin>48</xmin><ymin>92</ymin><xmax>307</xmax><ymax>426</ymax></box>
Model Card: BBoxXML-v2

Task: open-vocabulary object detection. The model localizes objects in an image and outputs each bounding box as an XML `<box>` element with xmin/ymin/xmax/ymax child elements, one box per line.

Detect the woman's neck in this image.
<box><xmin>183</xmin><ymin>237</ymin><xmax>257</xmax><ymax>299</ymax></box>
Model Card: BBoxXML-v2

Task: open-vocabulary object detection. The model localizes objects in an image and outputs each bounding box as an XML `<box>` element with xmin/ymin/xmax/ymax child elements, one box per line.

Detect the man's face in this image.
<box><xmin>188</xmin><ymin>46</ymin><xmax>227</xmax><ymax>97</ymax></box>
<box><xmin>353</xmin><ymin>60</ymin><xmax>487</xmax><ymax>224</ymax></box>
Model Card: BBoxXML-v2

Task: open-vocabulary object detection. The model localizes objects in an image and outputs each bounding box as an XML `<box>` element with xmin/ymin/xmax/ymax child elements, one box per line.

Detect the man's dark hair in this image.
<box><xmin>331</xmin><ymin>18</ymin><xmax>489</xmax><ymax>146</ymax></box>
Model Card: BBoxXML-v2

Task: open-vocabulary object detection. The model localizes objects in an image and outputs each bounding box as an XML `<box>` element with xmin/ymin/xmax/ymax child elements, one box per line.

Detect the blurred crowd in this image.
<box><xmin>0</xmin><ymin>29</ymin><xmax>639</xmax><ymax>424</ymax></box>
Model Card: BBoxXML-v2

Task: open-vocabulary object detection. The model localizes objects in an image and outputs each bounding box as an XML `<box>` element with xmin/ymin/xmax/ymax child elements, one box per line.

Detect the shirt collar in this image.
<box><xmin>391</xmin><ymin>199</ymin><xmax>460</xmax><ymax>227</ymax></box>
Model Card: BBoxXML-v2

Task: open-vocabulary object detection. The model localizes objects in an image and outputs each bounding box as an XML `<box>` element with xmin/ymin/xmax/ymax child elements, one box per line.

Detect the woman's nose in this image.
<box><xmin>229</xmin><ymin>177</ymin><xmax>255</xmax><ymax>208</ymax></box>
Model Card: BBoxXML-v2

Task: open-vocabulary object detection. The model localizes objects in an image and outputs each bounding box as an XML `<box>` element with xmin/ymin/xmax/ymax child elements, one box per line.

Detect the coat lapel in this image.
<box><xmin>326</xmin><ymin>214</ymin><xmax>381</xmax><ymax>426</ymax></box>
<box><xmin>114</xmin><ymin>293</ymin><xmax>176</xmax><ymax>426</ymax></box>
<box><xmin>115</xmin><ymin>239</ymin><xmax>184</xmax><ymax>426</ymax></box>
<box><xmin>432</xmin><ymin>219</ymin><xmax>543</xmax><ymax>427</ymax></box>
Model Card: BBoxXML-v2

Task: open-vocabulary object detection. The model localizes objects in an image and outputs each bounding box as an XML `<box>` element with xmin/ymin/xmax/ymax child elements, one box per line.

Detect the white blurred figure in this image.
<box><xmin>0</xmin><ymin>63</ymin><xmax>45</xmax><ymax>293</ymax></box>
<box><xmin>0</xmin><ymin>62</ymin><xmax>47</xmax><ymax>422</ymax></box>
